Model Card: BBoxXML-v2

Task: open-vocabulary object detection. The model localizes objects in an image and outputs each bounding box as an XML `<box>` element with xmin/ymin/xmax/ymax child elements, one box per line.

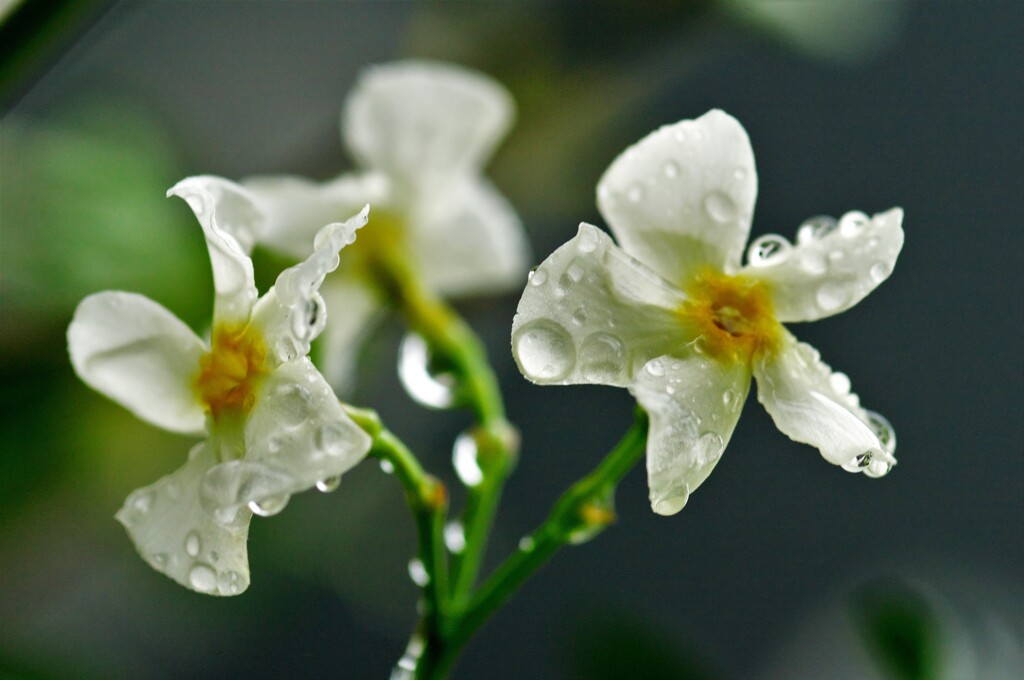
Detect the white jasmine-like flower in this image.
<box><xmin>67</xmin><ymin>177</ymin><xmax>372</xmax><ymax>595</ymax></box>
<box><xmin>512</xmin><ymin>110</ymin><xmax>903</xmax><ymax>516</ymax></box>
<box><xmin>230</xmin><ymin>60</ymin><xmax>530</xmax><ymax>388</ymax></box>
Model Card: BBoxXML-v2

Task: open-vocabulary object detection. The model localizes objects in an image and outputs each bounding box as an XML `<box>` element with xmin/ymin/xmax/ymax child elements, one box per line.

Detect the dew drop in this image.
<box><xmin>316</xmin><ymin>476</ymin><xmax>341</xmax><ymax>493</ymax></box>
<box><xmin>645</xmin><ymin>358</ymin><xmax>666</xmax><ymax>377</ymax></box>
<box><xmin>829</xmin><ymin>371</ymin><xmax>852</xmax><ymax>395</ymax></box>
<box><xmin>408</xmin><ymin>558</ymin><xmax>429</xmax><ymax>587</ymax></box>
<box><xmin>747</xmin><ymin>234</ymin><xmax>792</xmax><ymax>266</ymax></box>
<box><xmin>512</xmin><ymin>320</ymin><xmax>575</xmax><ymax>382</ymax></box>
<box><xmin>274</xmin><ymin>384</ymin><xmax>312</xmax><ymax>425</ymax></box>
<box><xmin>797</xmin><ymin>215</ymin><xmax>838</xmax><ymax>244</ymax></box>
<box><xmin>185</xmin><ymin>530</ymin><xmax>201</xmax><ymax>557</ymax></box>
<box><xmin>529</xmin><ymin>267</ymin><xmax>547</xmax><ymax>286</ymax></box>
<box><xmin>626</xmin><ymin>183</ymin><xmax>644</xmax><ymax>203</ymax></box>
<box><xmin>275</xmin><ymin>338</ymin><xmax>300</xmax><ymax>362</ymax></box>
<box><xmin>815</xmin><ymin>282</ymin><xmax>849</xmax><ymax>312</ymax></box>
<box><xmin>662</xmin><ymin>159</ymin><xmax>680</xmax><ymax>178</ymax></box>
<box><xmin>452</xmin><ymin>432</ymin><xmax>483</xmax><ymax>487</ymax></box>
<box><xmin>865</xmin><ymin>459</ymin><xmax>892</xmax><ymax>478</ymax></box>
<box><xmin>397</xmin><ymin>333</ymin><xmax>456</xmax><ymax>409</ymax></box>
<box><xmin>865</xmin><ymin>410</ymin><xmax>896</xmax><ymax>455</ymax></box>
<box><xmin>131</xmin><ymin>491</ymin><xmax>153</xmax><ymax>514</ymax></box>
<box><xmin>444</xmin><ymin>521</ymin><xmax>466</xmax><ymax>553</ymax></box>
<box><xmin>652</xmin><ymin>485</ymin><xmax>690</xmax><ymax>516</ymax></box>
<box><xmin>703</xmin><ymin>191</ymin><xmax>736</xmax><ymax>223</ymax></box>
<box><xmin>838</xmin><ymin>211</ymin><xmax>870</xmax><ymax>237</ymax></box>
<box><xmin>379</xmin><ymin>459</ymin><xmax>395</xmax><ymax>475</ymax></box>
<box><xmin>189</xmin><ymin>563</ymin><xmax>218</xmax><ymax>593</ymax></box>
<box><xmin>579</xmin><ymin>333</ymin><xmax>625</xmax><ymax>382</ymax></box>
<box><xmin>695</xmin><ymin>432</ymin><xmax>725</xmax><ymax>466</ymax></box>
<box><xmin>843</xmin><ymin>451</ymin><xmax>873</xmax><ymax>473</ymax></box>
<box><xmin>869</xmin><ymin>261</ymin><xmax>890</xmax><ymax>283</ymax></box>
<box><xmin>722</xmin><ymin>389</ymin><xmax>736</xmax><ymax>408</ymax></box>
<box><xmin>316</xmin><ymin>423</ymin><xmax>350</xmax><ymax>456</ymax></box>
<box><xmin>217</xmin><ymin>569</ymin><xmax>244</xmax><ymax>595</ymax></box>
<box><xmin>248</xmin><ymin>494</ymin><xmax>290</xmax><ymax>517</ymax></box>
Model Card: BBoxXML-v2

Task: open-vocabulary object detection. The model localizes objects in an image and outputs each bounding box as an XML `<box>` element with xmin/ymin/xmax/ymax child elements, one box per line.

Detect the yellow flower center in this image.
<box><xmin>194</xmin><ymin>323</ymin><xmax>269</xmax><ymax>421</ymax></box>
<box><xmin>677</xmin><ymin>268</ymin><xmax>782</xmax><ymax>364</ymax></box>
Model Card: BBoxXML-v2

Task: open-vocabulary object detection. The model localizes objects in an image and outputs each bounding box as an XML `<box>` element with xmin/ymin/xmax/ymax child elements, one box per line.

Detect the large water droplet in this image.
<box><xmin>185</xmin><ymin>530</ymin><xmax>201</xmax><ymax>558</ymax></box>
<box><xmin>652</xmin><ymin>484</ymin><xmax>690</xmax><ymax>516</ymax></box>
<box><xmin>316</xmin><ymin>476</ymin><xmax>341</xmax><ymax>493</ymax></box>
<box><xmin>703</xmin><ymin>191</ymin><xmax>736</xmax><ymax>223</ymax></box>
<box><xmin>747</xmin><ymin>234</ymin><xmax>792</xmax><ymax>267</ymax></box>
<box><xmin>274</xmin><ymin>384</ymin><xmax>312</xmax><ymax>425</ymax></box>
<box><xmin>513</xmin><ymin>320</ymin><xmax>575</xmax><ymax>382</ymax></box>
<box><xmin>838</xmin><ymin>211</ymin><xmax>870</xmax><ymax>237</ymax></box>
<box><xmin>865</xmin><ymin>410</ymin><xmax>896</xmax><ymax>455</ymax></box>
<box><xmin>407</xmin><ymin>558</ymin><xmax>429</xmax><ymax>587</ymax></box>
<box><xmin>797</xmin><ymin>215</ymin><xmax>838</xmax><ymax>244</ymax></box>
<box><xmin>248</xmin><ymin>494</ymin><xmax>290</xmax><ymax>517</ymax></box>
<box><xmin>579</xmin><ymin>333</ymin><xmax>625</xmax><ymax>382</ymax></box>
<box><xmin>452</xmin><ymin>432</ymin><xmax>483</xmax><ymax>487</ymax></box>
<box><xmin>815</xmin><ymin>282</ymin><xmax>849</xmax><ymax>312</ymax></box>
<box><xmin>397</xmin><ymin>333</ymin><xmax>456</xmax><ymax>409</ymax></box>
<box><xmin>189</xmin><ymin>563</ymin><xmax>218</xmax><ymax>592</ymax></box>
<box><xmin>444</xmin><ymin>521</ymin><xmax>466</xmax><ymax>553</ymax></box>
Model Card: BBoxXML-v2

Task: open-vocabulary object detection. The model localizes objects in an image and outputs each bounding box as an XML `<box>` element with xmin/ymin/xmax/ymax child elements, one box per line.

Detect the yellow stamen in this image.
<box><xmin>677</xmin><ymin>268</ymin><xmax>782</xmax><ymax>364</ymax></box>
<box><xmin>194</xmin><ymin>323</ymin><xmax>269</xmax><ymax>421</ymax></box>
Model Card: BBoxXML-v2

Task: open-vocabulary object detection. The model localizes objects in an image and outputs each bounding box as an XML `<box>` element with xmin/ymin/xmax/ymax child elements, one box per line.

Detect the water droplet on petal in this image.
<box><xmin>571</xmin><ymin>307</ymin><xmax>587</xmax><ymax>325</ymax></box>
<box><xmin>275</xmin><ymin>338</ymin><xmax>300</xmax><ymax>362</ymax></box>
<box><xmin>865</xmin><ymin>458</ymin><xmax>892</xmax><ymax>478</ymax></box>
<box><xmin>645</xmin><ymin>358</ymin><xmax>666</xmax><ymax>377</ymax></box>
<box><xmin>217</xmin><ymin>569</ymin><xmax>244</xmax><ymax>595</ymax></box>
<box><xmin>408</xmin><ymin>558</ymin><xmax>429</xmax><ymax>587</ymax></box>
<box><xmin>839</xmin><ymin>211</ymin><xmax>870</xmax><ymax>237</ymax></box>
<box><xmin>865</xmin><ymin>410</ymin><xmax>896</xmax><ymax>455</ymax></box>
<box><xmin>722</xmin><ymin>389</ymin><xmax>736</xmax><ymax>408</ymax></box>
<box><xmin>869</xmin><ymin>261</ymin><xmax>890</xmax><ymax>283</ymax></box>
<box><xmin>316</xmin><ymin>476</ymin><xmax>341</xmax><ymax>493</ymax></box>
<box><xmin>185</xmin><ymin>530</ymin><xmax>201</xmax><ymax>557</ymax></box>
<box><xmin>579</xmin><ymin>333</ymin><xmax>625</xmax><ymax>382</ymax></box>
<box><xmin>316</xmin><ymin>423</ymin><xmax>352</xmax><ymax>457</ymax></box>
<box><xmin>152</xmin><ymin>553</ymin><xmax>168</xmax><ymax>568</ymax></box>
<box><xmin>452</xmin><ymin>432</ymin><xmax>483</xmax><ymax>487</ymax></box>
<box><xmin>815</xmin><ymin>282</ymin><xmax>849</xmax><ymax>312</ymax></box>
<box><xmin>131</xmin><ymin>491</ymin><xmax>153</xmax><ymax>514</ymax></box>
<box><xmin>652</xmin><ymin>485</ymin><xmax>690</xmax><ymax>516</ymax></box>
<box><xmin>797</xmin><ymin>215</ymin><xmax>838</xmax><ymax>244</ymax></box>
<box><xmin>397</xmin><ymin>333</ymin><xmax>457</xmax><ymax>409</ymax></box>
<box><xmin>843</xmin><ymin>451</ymin><xmax>873</xmax><ymax>473</ymax></box>
<box><xmin>513</xmin><ymin>320</ymin><xmax>575</xmax><ymax>382</ymax></box>
<box><xmin>189</xmin><ymin>563</ymin><xmax>218</xmax><ymax>592</ymax></box>
<box><xmin>529</xmin><ymin>267</ymin><xmax>547</xmax><ymax>286</ymax></box>
<box><xmin>274</xmin><ymin>384</ymin><xmax>312</xmax><ymax>425</ymax></box>
<box><xmin>829</xmin><ymin>371</ymin><xmax>852</xmax><ymax>395</ymax></box>
<box><xmin>703</xmin><ymin>191</ymin><xmax>736</xmax><ymax>223</ymax></box>
<box><xmin>248</xmin><ymin>494</ymin><xmax>290</xmax><ymax>517</ymax></box>
<box><xmin>662</xmin><ymin>159</ymin><xmax>680</xmax><ymax>178</ymax></box>
<box><xmin>444</xmin><ymin>521</ymin><xmax>466</xmax><ymax>553</ymax></box>
<box><xmin>747</xmin><ymin>234</ymin><xmax>792</xmax><ymax>266</ymax></box>
<box><xmin>695</xmin><ymin>432</ymin><xmax>725</xmax><ymax>466</ymax></box>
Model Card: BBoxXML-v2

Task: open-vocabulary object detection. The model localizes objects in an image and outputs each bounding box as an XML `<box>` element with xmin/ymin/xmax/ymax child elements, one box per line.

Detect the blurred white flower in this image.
<box><xmin>67</xmin><ymin>177</ymin><xmax>372</xmax><ymax>595</ymax></box>
<box><xmin>237</xmin><ymin>60</ymin><xmax>530</xmax><ymax>389</ymax></box>
<box><xmin>512</xmin><ymin>110</ymin><xmax>903</xmax><ymax>516</ymax></box>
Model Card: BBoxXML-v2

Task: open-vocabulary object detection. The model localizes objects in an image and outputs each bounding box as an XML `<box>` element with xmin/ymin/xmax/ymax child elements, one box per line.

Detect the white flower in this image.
<box><xmin>512</xmin><ymin>110</ymin><xmax>903</xmax><ymax>516</ymax></box>
<box><xmin>230</xmin><ymin>60</ymin><xmax>530</xmax><ymax>388</ymax></box>
<box><xmin>67</xmin><ymin>177</ymin><xmax>373</xmax><ymax>594</ymax></box>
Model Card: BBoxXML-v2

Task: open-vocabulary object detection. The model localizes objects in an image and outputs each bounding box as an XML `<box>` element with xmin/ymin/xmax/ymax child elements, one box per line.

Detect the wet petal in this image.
<box><xmin>168</xmin><ymin>177</ymin><xmax>259</xmax><ymax>323</ymax></box>
<box><xmin>342</xmin><ymin>60</ymin><xmax>513</xmax><ymax>199</ymax></box>
<box><xmin>241</xmin><ymin>172</ymin><xmax>389</xmax><ymax>260</ymax></box>
<box><xmin>631</xmin><ymin>354</ymin><xmax>750</xmax><ymax>515</ymax></box>
<box><xmin>754</xmin><ymin>330</ymin><xmax>896</xmax><ymax>475</ymax></box>
<box><xmin>743</xmin><ymin>208</ymin><xmax>905</xmax><ymax>322</ymax></box>
<box><xmin>512</xmin><ymin>223</ymin><xmax>687</xmax><ymax>387</ymax></box>
<box><xmin>597</xmin><ymin>110</ymin><xmax>757</xmax><ymax>284</ymax></box>
<box><xmin>68</xmin><ymin>291</ymin><xmax>206</xmax><ymax>435</ymax></box>
<box><xmin>413</xmin><ymin>178</ymin><xmax>530</xmax><ymax>297</ymax></box>
<box><xmin>251</xmin><ymin>208</ymin><xmax>369</xmax><ymax>364</ymax></box>
<box><xmin>318</xmin><ymin>275</ymin><xmax>386</xmax><ymax>392</ymax></box>
<box><xmin>116</xmin><ymin>442</ymin><xmax>252</xmax><ymax>596</ymax></box>
<box><xmin>242</xmin><ymin>358</ymin><xmax>372</xmax><ymax>500</ymax></box>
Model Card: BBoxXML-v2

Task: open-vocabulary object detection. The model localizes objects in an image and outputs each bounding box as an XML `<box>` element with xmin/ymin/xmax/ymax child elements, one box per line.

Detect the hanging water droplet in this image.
<box><xmin>838</xmin><ymin>211</ymin><xmax>870</xmax><ymax>237</ymax></box>
<box><xmin>379</xmin><ymin>459</ymin><xmax>395</xmax><ymax>475</ymax></box>
<box><xmin>512</xmin><ymin>320</ymin><xmax>576</xmax><ymax>382</ymax></box>
<box><xmin>185</xmin><ymin>530</ymin><xmax>201</xmax><ymax>557</ymax></box>
<box><xmin>747</xmin><ymin>234</ymin><xmax>792</xmax><ymax>267</ymax></box>
<box><xmin>397</xmin><ymin>333</ymin><xmax>456</xmax><ymax>409</ymax></box>
<box><xmin>626</xmin><ymin>183</ymin><xmax>644</xmax><ymax>203</ymax></box>
<box><xmin>407</xmin><ymin>558</ymin><xmax>429</xmax><ymax>587</ymax></box>
<box><xmin>662</xmin><ymin>159</ymin><xmax>680</xmax><ymax>178</ymax></box>
<box><xmin>452</xmin><ymin>432</ymin><xmax>484</xmax><ymax>487</ymax></box>
<box><xmin>444</xmin><ymin>521</ymin><xmax>466</xmax><ymax>553</ymax></box>
<box><xmin>274</xmin><ymin>384</ymin><xmax>312</xmax><ymax>425</ymax></box>
<box><xmin>797</xmin><ymin>215</ymin><xmax>838</xmax><ymax>244</ymax></box>
<box><xmin>865</xmin><ymin>458</ymin><xmax>892</xmax><ymax>478</ymax></box>
<box><xmin>815</xmin><ymin>282</ymin><xmax>849</xmax><ymax>312</ymax></box>
<box><xmin>579</xmin><ymin>333</ymin><xmax>626</xmax><ymax>382</ymax></box>
<box><xmin>865</xmin><ymin>410</ymin><xmax>896</xmax><ymax>454</ymax></box>
<box><xmin>248</xmin><ymin>494</ymin><xmax>290</xmax><ymax>517</ymax></box>
<box><xmin>217</xmin><ymin>569</ymin><xmax>244</xmax><ymax>595</ymax></box>
<box><xmin>843</xmin><ymin>451</ymin><xmax>873</xmax><ymax>473</ymax></box>
<box><xmin>869</xmin><ymin>261</ymin><xmax>890</xmax><ymax>283</ymax></box>
<box><xmin>703</xmin><ymin>191</ymin><xmax>736</xmax><ymax>223</ymax></box>
<box><xmin>189</xmin><ymin>563</ymin><xmax>218</xmax><ymax>592</ymax></box>
<box><xmin>529</xmin><ymin>267</ymin><xmax>547</xmax><ymax>286</ymax></box>
<box><xmin>316</xmin><ymin>476</ymin><xmax>341</xmax><ymax>493</ymax></box>
<box><xmin>652</xmin><ymin>484</ymin><xmax>690</xmax><ymax>516</ymax></box>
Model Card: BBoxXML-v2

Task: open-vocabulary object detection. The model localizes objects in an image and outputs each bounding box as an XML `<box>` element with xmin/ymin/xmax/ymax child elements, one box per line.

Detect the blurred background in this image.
<box><xmin>1</xmin><ymin>2</ymin><xmax>1021</xmax><ymax>679</ymax></box>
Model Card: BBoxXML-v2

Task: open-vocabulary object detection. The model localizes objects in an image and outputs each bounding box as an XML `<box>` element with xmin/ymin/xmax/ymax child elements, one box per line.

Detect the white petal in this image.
<box><xmin>413</xmin><ymin>178</ymin><xmax>530</xmax><ymax>297</ymax></box>
<box><xmin>342</xmin><ymin>60</ymin><xmax>513</xmax><ymax>199</ymax></box>
<box><xmin>168</xmin><ymin>177</ymin><xmax>259</xmax><ymax>323</ymax></box>
<box><xmin>597</xmin><ymin>110</ymin><xmax>757</xmax><ymax>284</ymax></box>
<box><xmin>241</xmin><ymin>173</ymin><xmax>390</xmax><ymax>260</ymax></box>
<box><xmin>241</xmin><ymin>358</ymin><xmax>372</xmax><ymax>500</ymax></box>
<box><xmin>754</xmin><ymin>331</ymin><xmax>896</xmax><ymax>475</ymax></box>
<box><xmin>318</xmin><ymin>275</ymin><xmax>386</xmax><ymax>392</ymax></box>
<box><xmin>742</xmin><ymin>208</ymin><xmax>905</xmax><ymax>322</ymax></box>
<box><xmin>251</xmin><ymin>208</ymin><xmax>369</xmax><ymax>364</ymax></box>
<box><xmin>68</xmin><ymin>292</ymin><xmax>206</xmax><ymax>435</ymax></box>
<box><xmin>512</xmin><ymin>223</ymin><xmax>686</xmax><ymax>387</ymax></box>
<box><xmin>117</xmin><ymin>442</ymin><xmax>252</xmax><ymax>596</ymax></box>
<box><xmin>631</xmin><ymin>354</ymin><xmax>750</xmax><ymax>516</ymax></box>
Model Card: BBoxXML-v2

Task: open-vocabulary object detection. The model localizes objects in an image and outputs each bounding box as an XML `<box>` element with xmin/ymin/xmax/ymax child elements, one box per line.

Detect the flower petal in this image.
<box><xmin>168</xmin><ymin>177</ymin><xmax>259</xmax><ymax>323</ymax></box>
<box><xmin>342</xmin><ymin>60</ymin><xmax>513</xmax><ymax>200</ymax></box>
<box><xmin>597</xmin><ymin>110</ymin><xmax>757</xmax><ymax>284</ymax></box>
<box><xmin>250</xmin><ymin>208</ymin><xmax>369</xmax><ymax>364</ymax></box>
<box><xmin>240</xmin><ymin>173</ymin><xmax>390</xmax><ymax>260</ymax></box>
<box><xmin>512</xmin><ymin>223</ymin><xmax>686</xmax><ymax>387</ymax></box>
<box><xmin>742</xmin><ymin>208</ymin><xmax>905</xmax><ymax>322</ymax></box>
<box><xmin>68</xmin><ymin>291</ymin><xmax>206</xmax><ymax>435</ymax></box>
<box><xmin>241</xmin><ymin>358</ymin><xmax>372</xmax><ymax>500</ymax></box>
<box><xmin>319</xmin><ymin>275</ymin><xmax>386</xmax><ymax>391</ymax></box>
<box><xmin>116</xmin><ymin>442</ymin><xmax>252</xmax><ymax>596</ymax></box>
<box><xmin>753</xmin><ymin>330</ymin><xmax>896</xmax><ymax>476</ymax></box>
<box><xmin>413</xmin><ymin>178</ymin><xmax>530</xmax><ymax>297</ymax></box>
<box><xmin>631</xmin><ymin>354</ymin><xmax>750</xmax><ymax>516</ymax></box>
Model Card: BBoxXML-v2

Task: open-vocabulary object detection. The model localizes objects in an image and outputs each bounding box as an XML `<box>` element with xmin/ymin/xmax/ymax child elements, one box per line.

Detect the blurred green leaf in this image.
<box><xmin>850</xmin><ymin>579</ymin><xmax>942</xmax><ymax>680</ymax></box>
